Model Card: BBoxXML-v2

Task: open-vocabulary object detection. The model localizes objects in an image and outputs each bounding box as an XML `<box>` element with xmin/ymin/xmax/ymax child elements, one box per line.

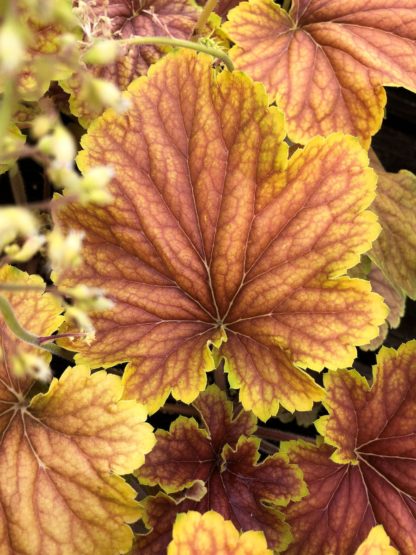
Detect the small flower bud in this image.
<box><xmin>12</xmin><ymin>353</ymin><xmax>52</xmax><ymax>382</ymax></box>
<box><xmin>0</xmin><ymin>207</ymin><xmax>38</xmax><ymax>250</ymax></box>
<box><xmin>48</xmin><ymin>229</ymin><xmax>84</xmax><ymax>271</ymax></box>
<box><xmin>65</xmin><ymin>306</ymin><xmax>95</xmax><ymax>343</ymax></box>
<box><xmin>0</xmin><ymin>20</ymin><xmax>26</xmax><ymax>75</ymax></box>
<box><xmin>31</xmin><ymin>114</ymin><xmax>56</xmax><ymax>139</ymax></box>
<box><xmin>88</xmin><ymin>78</ymin><xmax>130</xmax><ymax>114</ymax></box>
<box><xmin>38</xmin><ymin>125</ymin><xmax>76</xmax><ymax>166</ymax></box>
<box><xmin>78</xmin><ymin>165</ymin><xmax>114</xmax><ymax>205</ymax></box>
<box><xmin>83</xmin><ymin>40</ymin><xmax>119</xmax><ymax>65</ymax></box>
<box><xmin>5</xmin><ymin>234</ymin><xmax>46</xmax><ymax>262</ymax></box>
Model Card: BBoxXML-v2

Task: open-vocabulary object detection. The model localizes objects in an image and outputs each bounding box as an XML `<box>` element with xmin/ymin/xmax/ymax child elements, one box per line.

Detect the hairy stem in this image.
<box><xmin>0</xmin><ymin>295</ymin><xmax>73</xmax><ymax>360</ymax></box>
<box><xmin>118</xmin><ymin>36</ymin><xmax>234</xmax><ymax>71</ymax></box>
<box><xmin>196</xmin><ymin>0</ymin><xmax>218</xmax><ymax>33</ymax></box>
<box><xmin>256</xmin><ymin>425</ymin><xmax>314</xmax><ymax>443</ymax></box>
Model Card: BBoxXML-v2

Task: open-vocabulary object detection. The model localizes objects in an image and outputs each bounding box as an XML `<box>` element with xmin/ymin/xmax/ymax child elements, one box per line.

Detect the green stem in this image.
<box><xmin>196</xmin><ymin>0</ymin><xmax>218</xmax><ymax>33</ymax></box>
<box><xmin>282</xmin><ymin>0</ymin><xmax>292</xmax><ymax>12</ymax></box>
<box><xmin>0</xmin><ymin>295</ymin><xmax>73</xmax><ymax>360</ymax></box>
<box><xmin>0</xmin><ymin>80</ymin><xmax>15</xmax><ymax>139</ymax></box>
<box><xmin>118</xmin><ymin>36</ymin><xmax>234</xmax><ymax>71</ymax></box>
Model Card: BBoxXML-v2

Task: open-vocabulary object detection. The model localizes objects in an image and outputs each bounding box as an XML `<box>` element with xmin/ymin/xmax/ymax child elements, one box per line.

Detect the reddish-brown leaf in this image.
<box><xmin>136</xmin><ymin>385</ymin><xmax>305</xmax><ymax>550</ymax></box>
<box><xmin>282</xmin><ymin>341</ymin><xmax>416</xmax><ymax>554</ymax></box>
<box><xmin>64</xmin><ymin>0</ymin><xmax>200</xmax><ymax>124</ymax></box>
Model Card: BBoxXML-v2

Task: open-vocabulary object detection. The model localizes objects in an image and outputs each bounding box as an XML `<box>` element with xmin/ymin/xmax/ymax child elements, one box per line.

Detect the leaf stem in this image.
<box><xmin>214</xmin><ymin>361</ymin><xmax>227</xmax><ymax>391</ymax></box>
<box><xmin>282</xmin><ymin>0</ymin><xmax>292</xmax><ymax>12</ymax></box>
<box><xmin>117</xmin><ymin>36</ymin><xmax>234</xmax><ymax>71</ymax></box>
<box><xmin>0</xmin><ymin>295</ymin><xmax>73</xmax><ymax>360</ymax></box>
<box><xmin>160</xmin><ymin>402</ymin><xmax>198</xmax><ymax>417</ymax></box>
<box><xmin>196</xmin><ymin>0</ymin><xmax>218</xmax><ymax>33</ymax></box>
<box><xmin>255</xmin><ymin>425</ymin><xmax>314</xmax><ymax>444</ymax></box>
<box><xmin>8</xmin><ymin>162</ymin><xmax>27</xmax><ymax>205</ymax></box>
<box><xmin>259</xmin><ymin>439</ymin><xmax>279</xmax><ymax>455</ymax></box>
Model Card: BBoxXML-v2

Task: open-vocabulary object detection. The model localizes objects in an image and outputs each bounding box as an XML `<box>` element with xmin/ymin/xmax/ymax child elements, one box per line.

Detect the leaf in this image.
<box><xmin>168</xmin><ymin>510</ymin><xmax>272</xmax><ymax>554</ymax></box>
<box><xmin>355</xmin><ymin>525</ymin><xmax>399</xmax><ymax>555</ymax></box>
<box><xmin>54</xmin><ymin>50</ymin><xmax>387</xmax><ymax>420</ymax></box>
<box><xmin>363</xmin><ymin>264</ymin><xmax>405</xmax><ymax>350</ymax></box>
<box><xmin>368</xmin><ymin>151</ymin><xmax>416</xmax><ymax>298</ymax></box>
<box><xmin>282</xmin><ymin>341</ymin><xmax>416</xmax><ymax>554</ymax></box>
<box><xmin>133</xmin><ymin>488</ymin><xmax>206</xmax><ymax>554</ymax></box>
<box><xmin>136</xmin><ymin>385</ymin><xmax>305</xmax><ymax>550</ymax></box>
<box><xmin>64</xmin><ymin>0</ymin><xmax>200</xmax><ymax>125</ymax></box>
<box><xmin>0</xmin><ymin>266</ymin><xmax>155</xmax><ymax>553</ymax></box>
<box><xmin>349</xmin><ymin>258</ymin><xmax>405</xmax><ymax>350</ymax></box>
<box><xmin>224</xmin><ymin>0</ymin><xmax>416</xmax><ymax>146</ymax></box>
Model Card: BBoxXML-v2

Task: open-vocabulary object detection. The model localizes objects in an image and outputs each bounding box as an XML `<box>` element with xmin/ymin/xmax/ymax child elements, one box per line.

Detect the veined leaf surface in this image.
<box><xmin>282</xmin><ymin>341</ymin><xmax>416</xmax><ymax>554</ymax></box>
<box><xmin>0</xmin><ymin>266</ymin><xmax>155</xmax><ymax>554</ymax></box>
<box><xmin>54</xmin><ymin>50</ymin><xmax>386</xmax><ymax>420</ymax></box>
<box><xmin>224</xmin><ymin>0</ymin><xmax>416</xmax><ymax>146</ymax></box>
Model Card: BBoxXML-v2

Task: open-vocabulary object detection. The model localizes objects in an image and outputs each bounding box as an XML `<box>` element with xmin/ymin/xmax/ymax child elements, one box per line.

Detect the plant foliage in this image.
<box><xmin>1</xmin><ymin>0</ymin><xmax>416</xmax><ymax>553</ymax></box>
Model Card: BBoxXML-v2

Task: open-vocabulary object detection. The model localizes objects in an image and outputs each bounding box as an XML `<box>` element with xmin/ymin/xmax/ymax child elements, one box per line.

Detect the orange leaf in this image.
<box><xmin>0</xmin><ymin>266</ymin><xmax>155</xmax><ymax>553</ymax></box>
<box><xmin>54</xmin><ymin>50</ymin><xmax>386</xmax><ymax>420</ymax></box>
<box><xmin>282</xmin><ymin>341</ymin><xmax>416</xmax><ymax>554</ymax></box>
<box><xmin>224</xmin><ymin>0</ymin><xmax>416</xmax><ymax>146</ymax></box>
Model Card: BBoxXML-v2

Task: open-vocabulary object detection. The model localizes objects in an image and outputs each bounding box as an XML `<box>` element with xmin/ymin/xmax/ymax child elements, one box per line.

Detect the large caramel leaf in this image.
<box><xmin>224</xmin><ymin>0</ymin><xmax>416</xmax><ymax>146</ymax></box>
<box><xmin>0</xmin><ymin>267</ymin><xmax>155</xmax><ymax>553</ymax></box>
<box><xmin>54</xmin><ymin>50</ymin><xmax>386</xmax><ymax>420</ymax></box>
<box><xmin>168</xmin><ymin>510</ymin><xmax>272</xmax><ymax>554</ymax></box>
<box><xmin>282</xmin><ymin>341</ymin><xmax>416</xmax><ymax>554</ymax></box>
<box><xmin>369</xmin><ymin>151</ymin><xmax>416</xmax><ymax>299</ymax></box>
<box><xmin>64</xmin><ymin>0</ymin><xmax>200</xmax><ymax>125</ymax></box>
<box><xmin>136</xmin><ymin>385</ymin><xmax>303</xmax><ymax>550</ymax></box>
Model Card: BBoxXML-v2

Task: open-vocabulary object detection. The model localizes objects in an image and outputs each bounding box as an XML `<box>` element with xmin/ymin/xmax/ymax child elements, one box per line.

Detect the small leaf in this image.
<box><xmin>282</xmin><ymin>341</ymin><xmax>416</xmax><ymax>554</ymax></box>
<box><xmin>355</xmin><ymin>525</ymin><xmax>398</xmax><ymax>555</ymax></box>
<box><xmin>363</xmin><ymin>264</ymin><xmax>405</xmax><ymax>350</ymax></box>
<box><xmin>168</xmin><ymin>510</ymin><xmax>272</xmax><ymax>554</ymax></box>
<box><xmin>54</xmin><ymin>50</ymin><xmax>386</xmax><ymax>420</ymax></box>
<box><xmin>368</xmin><ymin>151</ymin><xmax>416</xmax><ymax>299</ymax></box>
<box><xmin>133</xmin><ymin>491</ymin><xmax>199</xmax><ymax>554</ymax></box>
<box><xmin>136</xmin><ymin>385</ymin><xmax>305</xmax><ymax>551</ymax></box>
<box><xmin>224</xmin><ymin>0</ymin><xmax>416</xmax><ymax>146</ymax></box>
